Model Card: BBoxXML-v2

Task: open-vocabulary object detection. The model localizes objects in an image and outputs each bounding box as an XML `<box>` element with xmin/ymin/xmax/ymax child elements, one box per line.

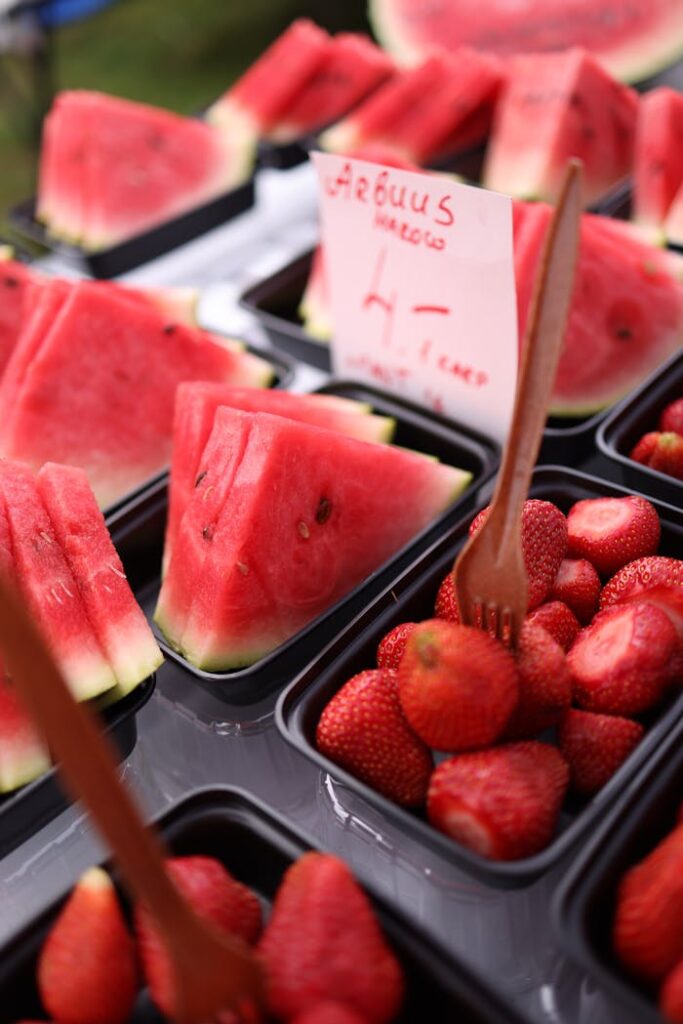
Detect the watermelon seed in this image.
<box><xmin>107</xmin><ymin>563</ymin><xmax>126</xmax><ymax>579</ymax></box>
<box><xmin>163</xmin><ymin>324</ymin><xmax>177</xmax><ymax>335</ymax></box>
<box><xmin>50</xmin><ymin>587</ymin><xmax>63</xmax><ymax>606</ymax></box>
<box><xmin>616</xmin><ymin>326</ymin><xmax>633</xmax><ymax>341</ymax></box>
<box><xmin>298</xmin><ymin>521</ymin><xmax>310</xmax><ymax>539</ymax></box>
<box><xmin>202</xmin><ymin>525</ymin><xmax>214</xmax><ymax>542</ymax></box>
<box><xmin>195</xmin><ymin>471</ymin><xmax>207</xmax><ymax>488</ymax></box>
<box><xmin>316</xmin><ymin>498</ymin><xmax>332</xmax><ymax>524</ymax></box>
<box><xmin>3</xmin><ymin>276</ymin><xmax>18</xmax><ymax>288</ymax></box>
<box><xmin>39</xmin><ymin>531</ymin><xmax>53</xmax><ymax>544</ymax></box>
<box><xmin>237</xmin><ymin>561</ymin><xmax>249</xmax><ymax>576</ymax></box>
<box><xmin>202</xmin><ymin>486</ymin><xmax>214</xmax><ymax>502</ymax></box>
<box><xmin>60</xmin><ymin>582</ymin><xmax>73</xmax><ymax>598</ymax></box>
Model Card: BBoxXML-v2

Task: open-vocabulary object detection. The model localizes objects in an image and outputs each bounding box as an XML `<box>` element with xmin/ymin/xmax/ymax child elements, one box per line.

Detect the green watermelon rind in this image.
<box><xmin>0</xmin><ymin>739</ymin><xmax>51</xmax><ymax>794</ymax></box>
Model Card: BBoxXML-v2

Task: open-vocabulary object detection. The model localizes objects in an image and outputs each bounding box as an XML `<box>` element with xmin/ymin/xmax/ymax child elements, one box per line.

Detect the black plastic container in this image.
<box><xmin>0</xmin><ymin>675</ymin><xmax>155</xmax><ymax>861</ymax></box>
<box><xmin>277</xmin><ymin>466</ymin><xmax>683</xmax><ymax>888</ymax></box>
<box><xmin>107</xmin><ymin>381</ymin><xmax>498</xmax><ymax>705</ymax></box>
<box><xmin>0</xmin><ymin>786</ymin><xmax>527</xmax><ymax>1024</ymax></box>
<box><xmin>553</xmin><ymin>712</ymin><xmax>683</xmax><ymax>1024</ymax></box>
<box><xmin>597</xmin><ymin>348</ymin><xmax>683</xmax><ymax>507</ymax></box>
<box><xmin>10</xmin><ymin>181</ymin><xmax>256</xmax><ymax>279</ymax></box>
<box><xmin>257</xmin><ymin>137</ymin><xmax>312</xmax><ymax>170</ymax></box>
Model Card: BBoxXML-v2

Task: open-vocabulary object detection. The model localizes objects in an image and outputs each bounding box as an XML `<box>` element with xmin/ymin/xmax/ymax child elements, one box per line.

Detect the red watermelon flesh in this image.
<box><xmin>270</xmin><ymin>33</ymin><xmax>395</xmax><ymax>142</ymax></box>
<box><xmin>0</xmin><ymin>259</ymin><xmax>36</xmax><ymax>380</ymax></box>
<box><xmin>483</xmin><ymin>50</ymin><xmax>638</xmax><ymax>207</ymax></box>
<box><xmin>665</xmin><ymin>181</ymin><xmax>683</xmax><ymax>248</ymax></box>
<box><xmin>37</xmin><ymin>94</ymin><xmax>92</xmax><ymax>242</ymax></box>
<box><xmin>0</xmin><ymin>672</ymin><xmax>50</xmax><ymax>794</ymax></box>
<box><xmin>0</xmin><ymin>283</ymin><xmax>274</xmax><ymax>508</ymax></box>
<box><xmin>0</xmin><ymin>462</ymin><xmax>117</xmax><ymax>701</ymax></box>
<box><xmin>155</xmin><ymin>408</ymin><xmax>472</xmax><ymax>669</ymax></box>
<box><xmin>162</xmin><ymin>384</ymin><xmax>398</xmax><ymax>576</ymax></box>
<box><xmin>633</xmin><ymin>88</ymin><xmax>683</xmax><ymax>239</ymax></box>
<box><xmin>369</xmin><ymin>0</ymin><xmax>683</xmax><ymax>84</ymax></box>
<box><xmin>208</xmin><ymin>19</ymin><xmax>331</xmax><ymax>136</ymax></box>
<box><xmin>515</xmin><ymin>202</ymin><xmax>683</xmax><ymax>414</ymax></box>
<box><xmin>38</xmin><ymin>464</ymin><xmax>163</xmax><ymax>697</ymax></box>
<box><xmin>299</xmin><ymin>245</ymin><xmax>333</xmax><ymax>341</ymax></box>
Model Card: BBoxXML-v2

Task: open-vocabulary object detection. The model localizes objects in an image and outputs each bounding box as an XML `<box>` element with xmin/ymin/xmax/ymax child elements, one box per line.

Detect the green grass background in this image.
<box><xmin>0</xmin><ymin>0</ymin><xmax>367</xmax><ymax>233</ymax></box>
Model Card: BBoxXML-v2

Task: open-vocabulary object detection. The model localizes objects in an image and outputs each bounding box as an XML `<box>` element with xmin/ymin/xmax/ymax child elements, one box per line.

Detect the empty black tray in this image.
<box><xmin>553</xmin><ymin>711</ymin><xmax>683</xmax><ymax>1024</ymax></box>
<box><xmin>597</xmin><ymin>348</ymin><xmax>683</xmax><ymax>507</ymax></box>
<box><xmin>107</xmin><ymin>380</ymin><xmax>498</xmax><ymax>706</ymax></box>
<box><xmin>276</xmin><ymin>465</ymin><xmax>683</xmax><ymax>888</ymax></box>
<box><xmin>0</xmin><ymin>786</ymin><xmax>528</xmax><ymax>1023</ymax></box>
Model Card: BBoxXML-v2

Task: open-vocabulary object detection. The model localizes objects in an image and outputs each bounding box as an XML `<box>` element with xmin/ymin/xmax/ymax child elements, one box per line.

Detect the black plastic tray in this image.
<box><xmin>553</xmin><ymin>711</ymin><xmax>683</xmax><ymax>1024</ymax></box>
<box><xmin>0</xmin><ymin>674</ymin><xmax>155</xmax><ymax>861</ymax></box>
<box><xmin>276</xmin><ymin>465</ymin><xmax>683</xmax><ymax>888</ymax></box>
<box><xmin>9</xmin><ymin>181</ymin><xmax>256</xmax><ymax>279</ymax></box>
<box><xmin>257</xmin><ymin>136</ymin><xmax>312</xmax><ymax>171</ymax></box>
<box><xmin>597</xmin><ymin>348</ymin><xmax>683</xmax><ymax>507</ymax></box>
<box><xmin>107</xmin><ymin>380</ymin><xmax>498</xmax><ymax>706</ymax></box>
<box><xmin>0</xmin><ymin>786</ymin><xmax>527</xmax><ymax>1024</ymax></box>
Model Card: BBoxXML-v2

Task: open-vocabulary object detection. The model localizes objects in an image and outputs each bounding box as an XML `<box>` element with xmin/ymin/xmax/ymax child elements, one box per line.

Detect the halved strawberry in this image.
<box><xmin>558</xmin><ymin>708</ymin><xmax>644</xmax><ymax>794</ymax></box>
<box><xmin>505</xmin><ymin>623</ymin><xmax>571</xmax><ymax>739</ymax></box>
<box><xmin>376</xmin><ymin>622</ymin><xmax>417</xmax><ymax>670</ymax></box>
<box><xmin>661</xmin><ymin>957</ymin><xmax>683</xmax><ymax>1024</ymax></box>
<box><xmin>469</xmin><ymin>499</ymin><xmax>567</xmax><ymax>609</ymax></box>
<box><xmin>398</xmin><ymin>620</ymin><xmax>519</xmax><ymax>752</ymax></box>
<box><xmin>37</xmin><ymin>867</ymin><xmax>137</xmax><ymax>1024</ymax></box>
<box><xmin>566</xmin><ymin>496</ymin><xmax>660</xmax><ymax>577</ymax></box>
<box><xmin>550</xmin><ymin>558</ymin><xmax>601</xmax><ymax>624</ymax></box>
<box><xmin>427</xmin><ymin>742</ymin><xmax>568</xmax><ymax>861</ymax></box>
<box><xmin>316</xmin><ymin>669</ymin><xmax>433</xmax><ymax>807</ymax></box>
<box><xmin>568</xmin><ymin>602</ymin><xmax>677</xmax><ymax>715</ymax></box>
<box><xmin>526</xmin><ymin>600</ymin><xmax>580</xmax><ymax>651</ymax></box>
<box><xmin>660</xmin><ymin>398</ymin><xmax>683</xmax><ymax>435</ymax></box>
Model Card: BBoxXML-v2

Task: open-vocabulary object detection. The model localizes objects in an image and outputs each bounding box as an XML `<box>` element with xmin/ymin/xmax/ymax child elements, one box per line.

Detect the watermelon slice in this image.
<box><xmin>369</xmin><ymin>0</ymin><xmax>683</xmax><ymax>84</ymax></box>
<box><xmin>162</xmin><ymin>384</ymin><xmax>398</xmax><ymax>576</ymax></box>
<box><xmin>0</xmin><ymin>673</ymin><xmax>50</xmax><ymax>794</ymax></box>
<box><xmin>0</xmin><ymin>283</ymin><xmax>274</xmax><ymax>507</ymax></box>
<box><xmin>483</xmin><ymin>50</ymin><xmax>638</xmax><ymax>207</ymax></box>
<box><xmin>207</xmin><ymin>19</ymin><xmax>331</xmax><ymax>137</ymax></box>
<box><xmin>299</xmin><ymin>246</ymin><xmax>333</xmax><ymax>341</ymax></box>
<box><xmin>0</xmin><ymin>462</ymin><xmax>116</xmax><ymax>701</ymax></box>
<box><xmin>0</xmin><ymin>258</ymin><xmax>36</xmax><ymax>380</ymax></box>
<box><xmin>155</xmin><ymin>408</ymin><xmax>472</xmax><ymax>669</ymax></box>
<box><xmin>38</xmin><ymin>464</ymin><xmax>163</xmax><ymax>698</ymax></box>
<box><xmin>269</xmin><ymin>33</ymin><xmax>395</xmax><ymax>142</ymax></box>
<box><xmin>38</xmin><ymin>91</ymin><xmax>255</xmax><ymax>251</ymax></box>
<box><xmin>515</xmin><ymin>202</ymin><xmax>683</xmax><ymax>414</ymax></box>
<box><xmin>633</xmin><ymin>88</ymin><xmax>683</xmax><ymax>242</ymax></box>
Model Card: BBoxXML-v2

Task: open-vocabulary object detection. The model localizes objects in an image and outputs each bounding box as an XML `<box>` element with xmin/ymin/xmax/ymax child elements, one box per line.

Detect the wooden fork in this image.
<box><xmin>0</xmin><ymin>574</ymin><xmax>264</xmax><ymax>1024</ymax></box>
<box><xmin>453</xmin><ymin>161</ymin><xmax>582</xmax><ymax>647</ymax></box>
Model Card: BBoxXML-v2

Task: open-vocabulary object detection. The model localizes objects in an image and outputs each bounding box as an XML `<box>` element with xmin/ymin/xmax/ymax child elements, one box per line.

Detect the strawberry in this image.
<box><xmin>660</xmin><ymin>397</ymin><xmax>683</xmax><ymax>434</ymax></box>
<box><xmin>648</xmin><ymin>432</ymin><xmax>683</xmax><ymax>481</ymax></box>
<box><xmin>505</xmin><ymin>623</ymin><xmax>571</xmax><ymax>738</ymax></box>
<box><xmin>37</xmin><ymin>867</ymin><xmax>137</xmax><ymax>1024</ymax></box>
<box><xmin>135</xmin><ymin>856</ymin><xmax>261</xmax><ymax>1017</ymax></box>
<box><xmin>434</xmin><ymin>572</ymin><xmax>459</xmax><ymax>622</ymax></box>
<box><xmin>469</xmin><ymin>499</ymin><xmax>567</xmax><ymax>609</ymax></box>
<box><xmin>376</xmin><ymin>622</ymin><xmax>417</xmax><ymax>670</ymax></box>
<box><xmin>630</xmin><ymin>431</ymin><xmax>660</xmax><ymax>465</ymax></box>
<box><xmin>661</xmin><ymin>958</ymin><xmax>683</xmax><ymax>1024</ymax></box>
<box><xmin>566</xmin><ymin>496</ymin><xmax>660</xmax><ymax>577</ymax></box>
<box><xmin>558</xmin><ymin>708</ymin><xmax>644</xmax><ymax>794</ymax></box>
<box><xmin>550</xmin><ymin>558</ymin><xmax>601</xmax><ymax>624</ymax></box>
<box><xmin>427</xmin><ymin>742</ymin><xmax>569</xmax><ymax>860</ymax></box>
<box><xmin>398</xmin><ymin>620</ymin><xmax>518</xmax><ymax>751</ymax></box>
<box><xmin>291</xmin><ymin>1001</ymin><xmax>370</xmax><ymax>1024</ymax></box>
<box><xmin>258</xmin><ymin>852</ymin><xmax>404</xmax><ymax>1023</ymax></box>
<box><xmin>568</xmin><ymin>602</ymin><xmax>676</xmax><ymax>715</ymax></box>
<box><xmin>526</xmin><ymin>600</ymin><xmax>580</xmax><ymax>651</ymax></box>
<box><xmin>316</xmin><ymin>669</ymin><xmax>433</xmax><ymax>807</ymax></box>
<box><xmin>614</xmin><ymin>824</ymin><xmax>683</xmax><ymax>981</ymax></box>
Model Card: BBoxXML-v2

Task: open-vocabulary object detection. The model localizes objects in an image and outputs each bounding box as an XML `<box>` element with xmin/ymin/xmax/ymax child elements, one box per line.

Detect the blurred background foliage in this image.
<box><xmin>0</xmin><ymin>0</ymin><xmax>367</xmax><ymax>223</ymax></box>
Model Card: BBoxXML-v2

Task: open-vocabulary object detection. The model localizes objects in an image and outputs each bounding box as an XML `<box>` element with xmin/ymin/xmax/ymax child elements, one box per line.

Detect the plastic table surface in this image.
<box><xmin>0</xmin><ymin>161</ymin><xmax>645</xmax><ymax>1024</ymax></box>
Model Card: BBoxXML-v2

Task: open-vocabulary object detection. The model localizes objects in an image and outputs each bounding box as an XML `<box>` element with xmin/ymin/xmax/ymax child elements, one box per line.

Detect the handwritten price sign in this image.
<box><xmin>312</xmin><ymin>152</ymin><xmax>518</xmax><ymax>445</ymax></box>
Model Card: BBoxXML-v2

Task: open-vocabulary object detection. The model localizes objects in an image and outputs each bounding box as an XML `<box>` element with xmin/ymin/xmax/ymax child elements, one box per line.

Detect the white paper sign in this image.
<box><xmin>313</xmin><ymin>152</ymin><xmax>518</xmax><ymax>444</ymax></box>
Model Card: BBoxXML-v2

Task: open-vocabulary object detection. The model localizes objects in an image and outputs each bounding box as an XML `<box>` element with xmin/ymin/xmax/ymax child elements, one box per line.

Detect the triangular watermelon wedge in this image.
<box><xmin>155</xmin><ymin>408</ymin><xmax>472</xmax><ymax>669</ymax></box>
<box><xmin>37</xmin><ymin>93</ymin><xmax>93</xmax><ymax>243</ymax></box>
<box><xmin>162</xmin><ymin>384</ymin><xmax>398</xmax><ymax>575</ymax></box>
<box><xmin>633</xmin><ymin>88</ymin><xmax>683</xmax><ymax>242</ymax></box>
<box><xmin>0</xmin><ymin>672</ymin><xmax>50</xmax><ymax>794</ymax></box>
<box><xmin>0</xmin><ymin>283</ymin><xmax>274</xmax><ymax>507</ymax></box>
<box><xmin>0</xmin><ymin>462</ymin><xmax>117</xmax><ymax>701</ymax></box>
<box><xmin>38</xmin><ymin>464</ymin><xmax>163</xmax><ymax>698</ymax></box>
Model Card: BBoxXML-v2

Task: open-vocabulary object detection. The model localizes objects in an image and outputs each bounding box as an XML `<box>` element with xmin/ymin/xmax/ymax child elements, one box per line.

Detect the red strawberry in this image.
<box><xmin>376</xmin><ymin>623</ymin><xmax>417</xmax><ymax>670</ymax></box>
<box><xmin>258</xmin><ymin>852</ymin><xmax>404</xmax><ymax>1023</ymax></box>
<box><xmin>291</xmin><ymin>1001</ymin><xmax>370</xmax><ymax>1024</ymax></box>
<box><xmin>135</xmin><ymin>856</ymin><xmax>261</xmax><ymax>1017</ymax></box>
<box><xmin>37</xmin><ymin>867</ymin><xmax>137</xmax><ymax>1024</ymax></box>
<box><xmin>660</xmin><ymin>397</ymin><xmax>683</xmax><ymax>435</ymax></box>
<box><xmin>566</xmin><ymin>496</ymin><xmax>660</xmax><ymax>577</ymax></box>
<box><xmin>558</xmin><ymin>708</ymin><xmax>644</xmax><ymax>794</ymax></box>
<box><xmin>614</xmin><ymin>824</ymin><xmax>683</xmax><ymax>981</ymax></box>
<box><xmin>661</xmin><ymin>958</ymin><xmax>683</xmax><ymax>1023</ymax></box>
<box><xmin>434</xmin><ymin>572</ymin><xmax>459</xmax><ymax>622</ymax></box>
<box><xmin>568</xmin><ymin>602</ymin><xmax>677</xmax><ymax>715</ymax></box>
<box><xmin>469</xmin><ymin>499</ymin><xmax>567</xmax><ymax>609</ymax></box>
<box><xmin>316</xmin><ymin>669</ymin><xmax>433</xmax><ymax>807</ymax></box>
<box><xmin>398</xmin><ymin>620</ymin><xmax>518</xmax><ymax>751</ymax></box>
<box><xmin>550</xmin><ymin>558</ymin><xmax>601</xmax><ymax>624</ymax></box>
<box><xmin>526</xmin><ymin>600</ymin><xmax>580</xmax><ymax>651</ymax></box>
<box><xmin>648</xmin><ymin>432</ymin><xmax>683</xmax><ymax>480</ymax></box>
<box><xmin>505</xmin><ymin>623</ymin><xmax>571</xmax><ymax>738</ymax></box>
<box><xmin>630</xmin><ymin>431</ymin><xmax>660</xmax><ymax>465</ymax></box>
<box><xmin>427</xmin><ymin>742</ymin><xmax>569</xmax><ymax>860</ymax></box>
